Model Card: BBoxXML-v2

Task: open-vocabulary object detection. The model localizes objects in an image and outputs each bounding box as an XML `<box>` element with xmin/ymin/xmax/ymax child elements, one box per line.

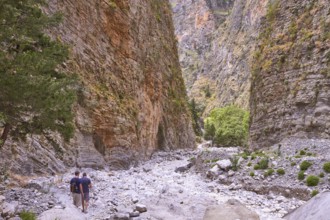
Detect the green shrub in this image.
<box><xmin>231</xmin><ymin>156</ymin><xmax>239</xmax><ymax>171</ymax></box>
<box><xmin>20</xmin><ymin>211</ymin><xmax>36</xmax><ymax>220</ymax></box>
<box><xmin>300</xmin><ymin>161</ymin><xmax>313</xmax><ymax>171</ymax></box>
<box><xmin>258</xmin><ymin>158</ymin><xmax>269</xmax><ymax>169</ymax></box>
<box><xmin>311</xmin><ymin>190</ymin><xmax>319</xmax><ymax>197</ymax></box>
<box><xmin>306</xmin><ymin>175</ymin><xmax>320</xmax><ymax>186</ymax></box>
<box><xmin>264</xmin><ymin>169</ymin><xmax>274</xmax><ymax>177</ymax></box>
<box><xmin>277</xmin><ymin>168</ymin><xmax>285</xmax><ymax>175</ymax></box>
<box><xmin>247</xmin><ymin>162</ymin><xmax>252</xmax><ymax>167</ymax></box>
<box><xmin>241</xmin><ymin>153</ymin><xmax>248</xmax><ymax>160</ymax></box>
<box><xmin>204</xmin><ymin>105</ymin><xmax>249</xmax><ymax>147</ymax></box>
<box><xmin>298</xmin><ymin>171</ymin><xmax>305</xmax><ymax>180</ymax></box>
<box><xmin>300</xmin><ymin>150</ymin><xmax>306</xmax><ymax>155</ymax></box>
<box><xmin>291</xmin><ymin>162</ymin><xmax>297</xmax><ymax>166</ymax></box>
<box><xmin>319</xmin><ymin>172</ymin><xmax>325</xmax><ymax>178</ymax></box>
<box><xmin>254</xmin><ymin>164</ymin><xmax>260</xmax><ymax>170</ymax></box>
<box><xmin>323</xmin><ymin>162</ymin><xmax>330</xmax><ymax>173</ymax></box>
<box><xmin>250</xmin><ymin>172</ymin><xmax>255</xmax><ymax>177</ymax></box>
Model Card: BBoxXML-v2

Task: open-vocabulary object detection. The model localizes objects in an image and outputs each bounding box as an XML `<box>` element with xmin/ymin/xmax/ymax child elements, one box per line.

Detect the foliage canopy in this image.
<box><xmin>0</xmin><ymin>0</ymin><xmax>76</xmax><ymax>146</ymax></box>
<box><xmin>203</xmin><ymin>105</ymin><xmax>249</xmax><ymax>147</ymax></box>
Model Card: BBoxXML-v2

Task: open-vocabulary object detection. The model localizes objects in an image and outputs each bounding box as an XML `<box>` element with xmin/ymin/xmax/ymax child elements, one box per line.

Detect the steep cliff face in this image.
<box><xmin>171</xmin><ymin>0</ymin><xmax>268</xmax><ymax>114</ymax></box>
<box><xmin>0</xmin><ymin>0</ymin><xmax>194</xmax><ymax>174</ymax></box>
<box><xmin>50</xmin><ymin>0</ymin><xmax>195</xmax><ymax>169</ymax></box>
<box><xmin>250</xmin><ymin>0</ymin><xmax>330</xmax><ymax>148</ymax></box>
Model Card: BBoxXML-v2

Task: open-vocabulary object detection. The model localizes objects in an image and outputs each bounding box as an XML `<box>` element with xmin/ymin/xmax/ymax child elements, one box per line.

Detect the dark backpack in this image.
<box><xmin>70</xmin><ymin>177</ymin><xmax>80</xmax><ymax>193</ymax></box>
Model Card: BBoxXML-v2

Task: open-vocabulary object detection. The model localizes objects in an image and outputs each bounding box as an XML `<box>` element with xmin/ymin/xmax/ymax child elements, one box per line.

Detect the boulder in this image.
<box><xmin>112</xmin><ymin>213</ymin><xmax>130</xmax><ymax>220</ymax></box>
<box><xmin>284</xmin><ymin>191</ymin><xmax>330</xmax><ymax>220</ymax></box>
<box><xmin>174</xmin><ymin>162</ymin><xmax>193</xmax><ymax>173</ymax></box>
<box><xmin>203</xmin><ymin>199</ymin><xmax>260</xmax><ymax>220</ymax></box>
<box><xmin>206</xmin><ymin>165</ymin><xmax>220</xmax><ymax>179</ymax></box>
<box><xmin>216</xmin><ymin>159</ymin><xmax>232</xmax><ymax>171</ymax></box>
<box><xmin>1</xmin><ymin>201</ymin><xmax>18</xmax><ymax>218</ymax></box>
<box><xmin>135</xmin><ymin>204</ymin><xmax>147</xmax><ymax>213</ymax></box>
<box><xmin>129</xmin><ymin>211</ymin><xmax>140</xmax><ymax>217</ymax></box>
<box><xmin>38</xmin><ymin>207</ymin><xmax>87</xmax><ymax>220</ymax></box>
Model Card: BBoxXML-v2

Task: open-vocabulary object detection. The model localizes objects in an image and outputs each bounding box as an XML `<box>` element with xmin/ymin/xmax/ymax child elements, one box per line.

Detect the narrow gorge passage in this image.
<box><xmin>17</xmin><ymin>146</ymin><xmax>304</xmax><ymax>220</ymax></box>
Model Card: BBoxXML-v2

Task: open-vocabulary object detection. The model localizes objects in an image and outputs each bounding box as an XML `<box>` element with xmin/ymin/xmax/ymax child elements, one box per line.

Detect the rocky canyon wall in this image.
<box><xmin>171</xmin><ymin>0</ymin><xmax>268</xmax><ymax>115</ymax></box>
<box><xmin>172</xmin><ymin>0</ymin><xmax>329</xmax><ymax>149</ymax></box>
<box><xmin>0</xmin><ymin>0</ymin><xmax>195</xmax><ymax>175</ymax></box>
<box><xmin>250</xmin><ymin>0</ymin><xmax>330</xmax><ymax>148</ymax></box>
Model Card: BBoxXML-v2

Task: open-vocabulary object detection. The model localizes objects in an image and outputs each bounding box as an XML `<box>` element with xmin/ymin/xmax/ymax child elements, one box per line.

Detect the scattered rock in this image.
<box><xmin>112</xmin><ymin>213</ymin><xmax>130</xmax><ymax>220</ymax></box>
<box><xmin>206</xmin><ymin>165</ymin><xmax>220</xmax><ymax>179</ymax></box>
<box><xmin>142</xmin><ymin>166</ymin><xmax>152</xmax><ymax>173</ymax></box>
<box><xmin>135</xmin><ymin>204</ymin><xmax>147</xmax><ymax>213</ymax></box>
<box><xmin>129</xmin><ymin>211</ymin><xmax>140</xmax><ymax>217</ymax></box>
<box><xmin>1</xmin><ymin>201</ymin><xmax>19</xmax><ymax>218</ymax></box>
<box><xmin>131</xmin><ymin>197</ymin><xmax>139</xmax><ymax>204</ymax></box>
<box><xmin>174</xmin><ymin>162</ymin><xmax>193</xmax><ymax>173</ymax></box>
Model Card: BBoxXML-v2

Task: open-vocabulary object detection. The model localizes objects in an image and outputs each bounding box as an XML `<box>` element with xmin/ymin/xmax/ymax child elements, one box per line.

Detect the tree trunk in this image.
<box><xmin>0</xmin><ymin>123</ymin><xmax>11</xmax><ymax>148</ymax></box>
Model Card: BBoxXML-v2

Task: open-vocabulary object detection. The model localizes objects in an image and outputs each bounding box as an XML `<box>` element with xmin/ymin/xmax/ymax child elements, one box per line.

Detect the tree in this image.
<box><xmin>204</xmin><ymin>105</ymin><xmax>249</xmax><ymax>147</ymax></box>
<box><xmin>189</xmin><ymin>98</ymin><xmax>202</xmax><ymax>136</ymax></box>
<box><xmin>0</xmin><ymin>0</ymin><xmax>76</xmax><ymax>147</ymax></box>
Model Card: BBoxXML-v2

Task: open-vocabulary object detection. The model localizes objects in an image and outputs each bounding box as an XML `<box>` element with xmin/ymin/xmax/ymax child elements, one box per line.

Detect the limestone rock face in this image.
<box><xmin>250</xmin><ymin>0</ymin><xmax>330</xmax><ymax>149</ymax></box>
<box><xmin>0</xmin><ymin>0</ymin><xmax>194</xmax><ymax>174</ymax></box>
<box><xmin>171</xmin><ymin>0</ymin><xmax>268</xmax><ymax>114</ymax></box>
<box><xmin>48</xmin><ymin>0</ymin><xmax>195</xmax><ymax>169</ymax></box>
<box><xmin>172</xmin><ymin>0</ymin><xmax>330</xmax><ymax>149</ymax></box>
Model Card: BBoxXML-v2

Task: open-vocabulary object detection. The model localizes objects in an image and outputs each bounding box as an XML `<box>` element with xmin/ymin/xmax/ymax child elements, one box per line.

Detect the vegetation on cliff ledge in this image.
<box><xmin>0</xmin><ymin>0</ymin><xmax>76</xmax><ymax>147</ymax></box>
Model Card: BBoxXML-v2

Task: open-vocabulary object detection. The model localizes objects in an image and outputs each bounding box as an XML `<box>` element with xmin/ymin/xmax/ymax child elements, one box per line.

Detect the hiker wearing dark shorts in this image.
<box><xmin>70</xmin><ymin>171</ymin><xmax>81</xmax><ymax>208</ymax></box>
<box><xmin>80</xmin><ymin>172</ymin><xmax>92</xmax><ymax>213</ymax></box>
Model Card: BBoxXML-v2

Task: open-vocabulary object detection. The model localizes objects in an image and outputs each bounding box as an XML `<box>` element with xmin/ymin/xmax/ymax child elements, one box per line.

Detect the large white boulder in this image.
<box><xmin>284</xmin><ymin>191</ymin><xmax>330</xmax><ymax>220</ymax></box>
<box><xmin>203</xmin><ymin>199</ymin><xmax>260</xmax><ymax>220</ymax></box>
<box><xmin>216</xmin><ymin>159</ymin><xmax>232</xmax><ymax>171</ymax></box>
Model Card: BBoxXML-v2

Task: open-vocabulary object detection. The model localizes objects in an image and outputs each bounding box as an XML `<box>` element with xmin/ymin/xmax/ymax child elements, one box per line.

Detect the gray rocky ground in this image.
<box><xmin>2</xmin><ymin>138</ymin><xmax>330</xmax><ymax>220</ymax></box>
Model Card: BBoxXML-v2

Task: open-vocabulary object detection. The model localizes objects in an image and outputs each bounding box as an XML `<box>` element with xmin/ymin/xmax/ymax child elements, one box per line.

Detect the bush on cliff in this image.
<box><xmin>203</xmin><ymin>105</ymin><xmax>249</xmax><ymax>147</ymax></box>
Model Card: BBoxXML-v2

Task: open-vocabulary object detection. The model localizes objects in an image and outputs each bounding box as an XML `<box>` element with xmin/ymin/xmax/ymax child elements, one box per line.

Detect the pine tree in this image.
<box><xmin>0</xmin><ymin>0</ymin><xmax>76</xmax><ymax>147</ymax></box>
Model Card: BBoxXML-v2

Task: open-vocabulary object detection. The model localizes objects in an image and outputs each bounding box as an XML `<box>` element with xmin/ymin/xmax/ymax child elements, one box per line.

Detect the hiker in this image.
<box><xmin>70</xmin><ymin>171</ymin><xmax>82</xmax><ymax>208</ymax></box>
<box><xmin>80</xmin><ymin>172</ymin><xmax>92</xmax><ymax>213</ymax></box>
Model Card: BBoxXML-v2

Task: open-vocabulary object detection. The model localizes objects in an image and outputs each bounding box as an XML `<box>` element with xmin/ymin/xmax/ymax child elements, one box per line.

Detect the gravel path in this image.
<box><xmin>35</xmin><ymin>148</ymin><xmax>305</xmax><ymax>220</ymax></box>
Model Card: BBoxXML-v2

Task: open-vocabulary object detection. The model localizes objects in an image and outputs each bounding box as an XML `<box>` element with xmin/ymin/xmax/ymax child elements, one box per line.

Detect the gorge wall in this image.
<box><xmin>250</xmin><ymin>0</ymin><xmax>330</xmax><ymax>148</ymax></box>
<box><xmin>172</xmin><ymin>0</ymin><xmax>330</xmax><ymax>148</ymax></box>
<box><xmin>0</xmin><ymin>0</ymin><xmax>194</xmax><ymax>175</ymax></box>
<box><xmin>171</xmin><ymin>0</ymin><xmax>268</xmax><ymax>115</ymax></box>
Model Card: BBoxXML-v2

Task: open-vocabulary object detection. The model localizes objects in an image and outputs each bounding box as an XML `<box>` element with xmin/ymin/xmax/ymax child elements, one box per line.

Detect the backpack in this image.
<box><xmin>70</xmin><ymin>177</ymin><xmax>79</xmax><ymax>193</ymax></box>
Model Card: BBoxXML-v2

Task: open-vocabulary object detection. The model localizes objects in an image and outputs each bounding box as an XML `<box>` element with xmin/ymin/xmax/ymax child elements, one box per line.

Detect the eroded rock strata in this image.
<box><xmin>250</xmin><ymin>0</ymin><xmax>330</xmax><ymax>148</ymax></box>
<box><xmin>49</xmin><ymin>0</ymin><xmax>195</xmax><ymax>168</ymax></box>
<box><xmin>171</xmin><ymin>0</ymin><xmax>268</xmax><ymax>114</ymax></box>
<box><xmin>0</xmin><ymin>0</ymin><xmax>194</xmax><ymax>174</ymax></box>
